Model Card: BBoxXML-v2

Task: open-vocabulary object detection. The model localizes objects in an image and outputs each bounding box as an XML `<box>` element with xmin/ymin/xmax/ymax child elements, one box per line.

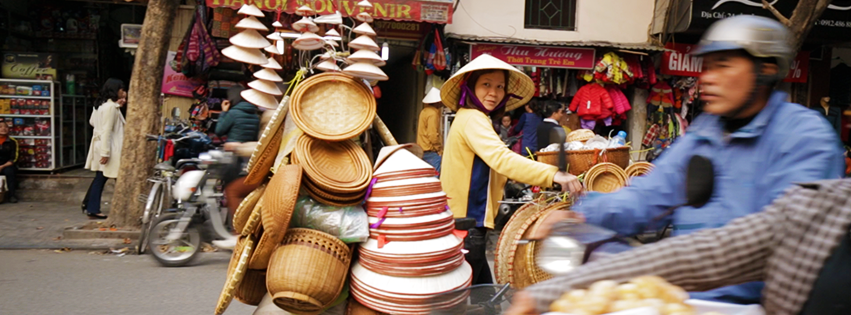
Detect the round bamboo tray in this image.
<box><xmin>235</xmin><ymin>269</ymin><xmax>267</xmax><ymax>306</ymax></box>
<box><xmin>625</xmin><ymin>162</ymin><xmax>654</xmax><ymax>178</ymax></box>
<box><xmin>215</xmin><ymin>235</ymin><xmax>255</xmax><ymax>315</ymax></box>
<box><xmin>584</xmin><ymin>162</ymin><xmax>628</xmax><ymax>193</ymax></box>
<box><xmin>537</xmin><ymin>147</ymin><xmax>630</xmax><ymax>175</ymax></box>
<box><xmin>241</xmin><ymin>195</ymin><xmax>264</xmax><ymax>237</ymax></box>
<box><xmin>293</xmin><ymin>135</ymin><xmax>372</xmax><ymax>194</ymax></box>
<box><xmin>245</xmin><ymin>96</ymin><xmax>289</xmax><ymax>185</ymax></box>
<box><xmin>290</xmin><ymin>73</ymin><xmax>376</xmax><ymax>141</ymax></box>
<box><xmin>233</xmin><ymin>184</ymin><xmax>266</xmax><ymax>234</ymax></box>
<box><xmin>267</xmin><ymin>228</ymin><xmax>352</xmax><ymax>314</ymax></box>
<box><xmin>495</xmin><ymin>199</ymin><xmax>547</xmax><ymax>286</ymax></box>
<box><xmin>567</xmin><ymin>129</ymin><xmax>595</xmax><ymax>143</ymax></box>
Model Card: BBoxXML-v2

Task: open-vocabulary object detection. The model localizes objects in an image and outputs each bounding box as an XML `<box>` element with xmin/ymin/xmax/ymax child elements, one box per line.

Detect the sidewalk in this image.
<box><xmin>0</xmin><ymin>201</ymin><xmax>126</xmax><ymax>250</ymax></box>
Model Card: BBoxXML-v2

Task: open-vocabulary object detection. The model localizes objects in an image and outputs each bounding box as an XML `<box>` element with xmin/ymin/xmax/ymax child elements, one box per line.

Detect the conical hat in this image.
<box><xmin>353</xmin><ymin>23</ymin><xmax>376</xmax><ymax>36</ymax></box>
<box><xmin>292</xmin><ymin>32</ymin><xmax>324</xmax><ymax>51</ymax></box>
<box><xmin>347</xmin><ymin>49</ymin><xmax>385</xmax><ymax>66</ymax></box>
<box><xmin>241</xmin><ymin>88</ymin><xmax>279</xmax><ymax>110</ymax></box>
<box><xmin>316</xmin><ymin>59</ymin><xmax>341</xmax><ymax>72</ymax></box>
<box><xmin>222</xmin><ymin>45</ymin><xmax>269</xmax><ymax>66</ymax></box>
<box><xmin>326</xmin><ymin>39</ymin><xmax>339</xmax><ymax>47</ymax></box>
<box><xmin>423</xmin><ymin>87</ymin><xmax>441</xmax><ymax>104</ymax></box>
<box><xmin>295</xmin><ymin>5</ymin><xmax>315</xmax><ymax>16</ymax></box>
<box><xmin>371</xmin><ymin>177</ymin><xmax>440</xmax><ymax>190</ymax></box>
<box><xmin>292</xmin><ymin>17</ymin><xmax>319</xmax><ymax>33</ymax></box>
<box><xmin>349</xmin><ymin>35</ymin><xmax>379</xmax><ymax>51</ymax></box>
<box><xmin>264</xmin><ymin>45</ymin><xmax>282</xmax><ymax>55</ymax></box>
<box><xmin>314</xmin><ymin>11</ymin><xmax>343</xmax><ymax>25</ymax></box>
<box><xmin>248</xmin><ymin>79</ymin><xmax>283</xmax><ymax>96</ymax></box>
<box><xmin>236</xmin><ymin>16</ymin><xmax>268</xmax><ymax>31</ymax></box>
<box><xmin>238</xmin><ymin>4</ymin><xmax>265</xmax><ymax>17</ymax></box>
<box><xmin>320</xmin><ymin>52</ymin><xmax>334</xmax><ymax>60</ymax></box>
<box><xmin>441</xmin><ymin>54</ymin><xmax>534</xmax><ymax>112</ymax></box>
<box><xmin>324</xmin><ymin>29</ymin><xmax>341</xmax><ymax>37</ymax></box>
<box><xmin>374</xmin><ymin>146</ymin><xmax>431</xmax><ymax>174</ymax></box>
<box><xmin>357</xmin><ymin>0</ymin><xmax>373</xmax><ymax>8</ymax></box>
<box><xmin>261</xmin><ymin>57</ymin><xmax>283</xmax><ymax>70</ymax></box>
<box><xmin>272</xmin><ymin>21</ymin><xmax>283</xmax><ymax>28</ymax></box>
<box><xmin>356</xmin><ymin>12</ymin><xmax>374</xmax><ymax>23</ymax></box>
<box><xmin>373</xmin><ymin>143</ymin><xmax>424</xmax><ymax>171</ymax></box>
<box><xmin>254</xmin><ymin>68</ymin><xmax>283</xmax><ymax>82</ymax></box>
<box><xmin>343</xmin><ymin>62</ymin><xmax>388</xmax><ymax>81</ymax></box>
<box><xmin>229</xmin><ymin>29</ymin><xmax>271</xmax><ymax>49</ymax></box>
<box><xmin>266</xmin><ymin>32</ymin><xmax>283</xmax><ymax>41</ymax></box>
<box><xmin>350</xmin><ymin>260</ymin><xmax>471</xmax><ymax>295</ymax></box>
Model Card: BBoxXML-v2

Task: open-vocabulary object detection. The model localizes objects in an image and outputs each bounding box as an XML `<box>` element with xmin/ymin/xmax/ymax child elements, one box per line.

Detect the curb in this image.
<box><xmin>0</xmin><ymin>239</ymin><xmax>135</xmax><ymax>251</ymax></box>
<box><xmin>63</xmin><ymin>227</ymin><xmax>141</xmax><ymax>240</ymax></box>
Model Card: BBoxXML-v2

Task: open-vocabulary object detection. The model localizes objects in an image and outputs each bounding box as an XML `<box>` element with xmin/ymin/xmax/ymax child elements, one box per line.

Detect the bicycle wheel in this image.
<box><xmin>148</xmin><ymin>213</ymin><xmax>201</xmax><ymax>267</ymax></box>
<box><xmin>137</xmin><ymin>181</ymin><xmax>164</xmax><ymax>254</ymax></box>
<box><xmin>427</xmin><ymin>284</ymin><xmax>515</xmax><ymax>315</ymax></box>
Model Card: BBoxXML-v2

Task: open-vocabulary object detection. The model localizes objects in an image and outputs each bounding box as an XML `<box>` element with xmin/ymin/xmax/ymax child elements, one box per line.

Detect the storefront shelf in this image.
<box><xmin>0</xmin><ymin>95</ymin><xmax>52</xmax><ymax>100</ymax></box>
<box><xmin>1</xmin><ymin>114</ymin><xmax>52</xmax><ymax>118</ymax></box>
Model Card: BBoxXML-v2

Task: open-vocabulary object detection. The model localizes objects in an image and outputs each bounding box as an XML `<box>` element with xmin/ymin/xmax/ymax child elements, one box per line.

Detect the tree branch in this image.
<box><xmin>762</xmin><ymin>0</ymin><xmax>791</xmax><ymax>26</ymax></box>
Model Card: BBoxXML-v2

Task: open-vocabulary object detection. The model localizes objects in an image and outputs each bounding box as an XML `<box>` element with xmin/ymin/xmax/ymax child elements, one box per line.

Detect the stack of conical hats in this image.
<box><xmin>342</xmin><ymin>0</ymin><xmax>387</xmax><ymax>81</ymax></box>
<box><xmin>221</xmin><ymin>3</ymin><xmax>281</xmax><ymax>110</ymax></box>
<box><xmin>352</xmin><ymin>144</ymin><xmax>471</xmax><ymax>314</ymax></box>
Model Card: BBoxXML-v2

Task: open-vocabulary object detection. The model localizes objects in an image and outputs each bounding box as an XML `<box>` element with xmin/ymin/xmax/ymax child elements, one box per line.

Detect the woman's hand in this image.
<box><xmin>117</xmin><ymin>98</ymin><xmax>126</xmax><ymax>106</ymax></box>
<box><xmin>100</xmin><ymin>157</ymin><xmax>109</xmax><ymax>165</ymax></box>
<box><xmin>505</xmin><ymin>292</ymin><xmax>541</xmax><ymax>315</ymax></box>
<box><xmin>553</xmin><ymin>171</ymin><xmax>582</xmax><ymax>194</ymax></box>
<box><xmin>221</xmin><ymin>100</ymin><xmax>231</xmax><ymax>112</ymax></box>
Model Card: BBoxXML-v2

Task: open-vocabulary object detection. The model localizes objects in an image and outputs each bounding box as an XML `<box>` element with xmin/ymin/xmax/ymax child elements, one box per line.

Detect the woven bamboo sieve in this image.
<box><xmin>240</xmin><ymin>195</ymin><xmax>264</xmax><ymax>237</ymax></box>
<box><xmin>567</xmin><ymin>129</ymin><xmax>595</xmax><ymax>143</ymax></box>
<box><xmin>233</xmin><ymin>184</ymin><xmax>266</xmax><ymax>234</ymax></box>
<box><xmin>250</xmin><ymin>165</ymin><xmax>303</xmax><ymax>270</ymax></box>
<box><xmin>495</xmin><ymin>200</ymin><xmax>547</xmax><ymax>285</ymax></box>
<box><xmin>267</xmin><ymin>228</ymin><xmax>352</xmax><ymax>314</ymax></box>
<box><xmin>215</xmin><ymin>235</ymin><xmax>255</xmax><ymax>315</ymax></box>
<box><xmin>511</xmin><ymin>202</ymin><xmax>569</xmax><ymax>289</ymax></box>
<box><xmin>584</xmin><ymin>162</ymin><xmax>628</xmax><ymax>193</ymax></box>
<box><xmin>625</xmin><ymin>162</ymin><xmax>654</xmax><ymax>178</ymax></box>
<box><xmin>235</xmin><ymin>269</ymin><xmax>267</xmax><ymax>306</ymax></box>
<box><xmin>246</xmin><ymin>95</ymin><xmax>289</xmax><ymax>183</ymax></box>
<box><xmin>290</xmin><ymin>73</ymin><xmax>376</xmax><ymax>141</ymax></box>
<box><xmin>294</xmin><ymin>134</ymin><xmax>372</xmax><ymax>194</ymax></box>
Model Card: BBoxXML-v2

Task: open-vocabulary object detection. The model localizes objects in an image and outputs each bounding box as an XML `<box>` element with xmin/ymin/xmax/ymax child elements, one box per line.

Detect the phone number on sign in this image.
<box><xmin>816</xmin><ymin>19</ymin><xmax>851</xmax><ymax>27</ymax></box>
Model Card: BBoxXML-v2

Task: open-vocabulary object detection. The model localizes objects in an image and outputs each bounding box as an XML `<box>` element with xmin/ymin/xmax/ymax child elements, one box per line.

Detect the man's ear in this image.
<box><xmin>761</xmin><ymin>63</ymin><xmax>779</xmax><ymax>76</ymax></box>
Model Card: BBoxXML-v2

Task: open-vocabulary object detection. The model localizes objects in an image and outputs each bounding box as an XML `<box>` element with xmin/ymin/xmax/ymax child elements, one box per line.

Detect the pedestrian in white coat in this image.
<box><xmin>82</xmin><ymin>78</ymin><xmax>126</xmax><ymax>219</ymax></box>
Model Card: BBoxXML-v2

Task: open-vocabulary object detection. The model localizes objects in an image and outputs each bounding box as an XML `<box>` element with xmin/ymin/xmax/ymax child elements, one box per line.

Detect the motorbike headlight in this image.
<box><xmin>536</xmin><ymin>236</ymin><xmax>585</xmax><ymax>275</ymax></box>
<box><xmin>162</xmin><ymin>171</ymin><xmax>174</xmax><ymax>178</ymax></box>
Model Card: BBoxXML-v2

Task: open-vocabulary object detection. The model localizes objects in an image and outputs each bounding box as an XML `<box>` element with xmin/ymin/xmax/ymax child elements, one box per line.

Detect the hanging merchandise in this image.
<box><xmin>592</xmin><ymin>52</ymin><xmax>633</xmax><ymax>85</ymax></box>
<box><xmin>647</xmin><ymin>81</ymin><xmax>675</xmax><ymax>108</ymax></box>
<box><xmin>174</xmin><ymin>6</ymin><xmax>222</xmax><ymax>77</ymax></box>
<box><xmin>569</xmin><ymin>83</ymin><xmax>614</xmax><ymax>129</ymax></box>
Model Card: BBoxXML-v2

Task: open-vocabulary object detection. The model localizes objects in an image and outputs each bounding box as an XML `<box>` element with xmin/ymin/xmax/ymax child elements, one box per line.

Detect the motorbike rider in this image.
<box><xmin>532</xmin><ymin>15</ymin><xmax>844</xmax><ymax>304</ymax></box>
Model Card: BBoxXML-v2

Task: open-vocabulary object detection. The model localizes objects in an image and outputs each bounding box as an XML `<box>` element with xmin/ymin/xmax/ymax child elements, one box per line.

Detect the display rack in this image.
<box><xmin>0</xmin><ymin>78</ymin><xmax>90</xmax><ymax>171</ymax></box>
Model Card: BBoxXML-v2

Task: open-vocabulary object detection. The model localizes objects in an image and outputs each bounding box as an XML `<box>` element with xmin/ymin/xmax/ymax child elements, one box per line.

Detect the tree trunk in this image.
<box><xmin>762</xmin><ymin>0</ymin><xmax>831</xmax><ymax>52</ymax></box>
<box><xmin>106</xmin><ymin>0</ymin><xmax>180</xmax><ymax>228</ymax></box>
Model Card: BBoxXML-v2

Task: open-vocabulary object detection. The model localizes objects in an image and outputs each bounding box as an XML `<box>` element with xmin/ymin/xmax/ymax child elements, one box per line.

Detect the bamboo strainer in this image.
<box><xmin>625</xmin><ymin>162</ymin><xmax>655</xmax><ymax>178</ymax></box>
<box><xmin>235</xmin><ymin>269</ymin><xmax>267</xmax><ymax>306</ymax></box>
<box><xmin>510</xmin><ymin>202</ymin><xmax>570</xmax><ymax>289</ymax></box>
<box><xmin>249</xmin><ymin>165</ymin><xmax>303</xmax><ymax>270</ymax></box>
<box><xmin>233</xmin><ymin>184</ymin><xmax>266</xmax><ymax>234</ymax></box>
<box><xmin>584</xmin><ymin>162</ymin><xmax>628</xmax><ymax>193</ymax></box>
<box><xmin>567</xmin><ymin>129</ymin><xmax>595</xmax><ymax>143</ymax></box>
<box><xmin>245</xmin><ymin>96</ymin><xmax>289</xmax><ymax>185</ymax></box>
<box><xmin>241</xmin><ymin>195</ymin><xmax>264</xmax><ymax>237</ymax></box>
<box><xmin>215</xmin><ymin>235</ymin><xmax>255</xmax><ymax>315</ymax></box>
<box><xmin>495</xmin><ymin>199</ymin><xmax>548</xmax><ymax>286</ymax></box>
<box><xmin>293</xmin><ymin>134</ymin><xmax>372</xmax><ymax>194</ymax></box>
<box><xmin>290</xmin><ymin>73</ymin><xmax>376</xmax><ymax>141</ymax></box>
<box><xmin>267</xmin><ymin>228</ymin><xmax>352</xmax><ymax>314</ymax></box>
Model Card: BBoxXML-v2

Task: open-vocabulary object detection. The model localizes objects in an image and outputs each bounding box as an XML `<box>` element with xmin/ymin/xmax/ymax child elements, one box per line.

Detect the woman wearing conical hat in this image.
<box><xmin>440</xmin><ymin>54</ymin><xmax>582</xmax><ymax>284</ymax></box>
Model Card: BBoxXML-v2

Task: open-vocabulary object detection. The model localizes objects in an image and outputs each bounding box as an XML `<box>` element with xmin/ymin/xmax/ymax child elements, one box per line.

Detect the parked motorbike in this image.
<box><xmin>146</xmin><ymin>149</ymin><xmax>241</xmax><ymax>267</ymax></box>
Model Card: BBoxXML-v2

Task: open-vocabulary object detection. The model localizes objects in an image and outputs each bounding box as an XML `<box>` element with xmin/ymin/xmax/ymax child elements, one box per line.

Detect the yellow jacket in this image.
<box><xmin>417</xmin><ymin>105</ymin><xmax>442</xmax><ymax>152</ymax></box>
<box><xmin>440</xmin><ymin>108</ymin><xmax>558</xmax><ymax>228</ymax></box>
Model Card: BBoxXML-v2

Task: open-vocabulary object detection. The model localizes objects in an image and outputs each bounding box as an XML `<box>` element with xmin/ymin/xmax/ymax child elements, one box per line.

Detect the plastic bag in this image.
<box><xmin>290</xmin><ymin>196</ymin><xmax>369</xmax><ymax>244</ymax></box>
<box><xmin>583</xmin><ymin>135</ymin><xmax>609</xmax><ymax>150</ymax></box>
<box><xmin>566</xmin><ymin>141</ymin><xmax>585</xmax><ymax>151</ymax></box>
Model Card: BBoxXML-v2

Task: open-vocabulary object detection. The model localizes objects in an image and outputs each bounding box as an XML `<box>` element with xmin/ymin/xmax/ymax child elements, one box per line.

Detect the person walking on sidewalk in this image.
<box><xmin>0</xmin><ymin>121</ymin><xmax>19</xmax><ymax>203</ymax></box>
<box><xmin>83</xmin><ymin>78</ymin><xmax>126</xmax><ymax>219</ymax></box>
<box><xmin>417</xmin><ymin>87</ymin><xmax>444</xmax><ymax>173</ymax></box>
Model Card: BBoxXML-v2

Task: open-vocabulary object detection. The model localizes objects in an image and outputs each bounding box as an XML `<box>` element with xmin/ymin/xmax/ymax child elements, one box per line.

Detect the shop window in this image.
<box><xmin>524</xmin><ymin>0</ymin><xmax>577</xmax><ymax>31</ymax></box>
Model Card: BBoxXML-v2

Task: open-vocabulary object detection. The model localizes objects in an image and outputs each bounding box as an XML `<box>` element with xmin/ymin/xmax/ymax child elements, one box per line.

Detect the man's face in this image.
<box><xmin>553</xmin><ymin>105</ymin><xmax>565</xmax><ymax>121</ymax></box>
<box><xmin>0</xmin><ymin>123</ymin><xmax>8</xmax><ymax>136</ymax></box>
<box><xmin>699</xmin><ymin>51</ymin><xmax>757</xmax><ymax>116</ymax></box>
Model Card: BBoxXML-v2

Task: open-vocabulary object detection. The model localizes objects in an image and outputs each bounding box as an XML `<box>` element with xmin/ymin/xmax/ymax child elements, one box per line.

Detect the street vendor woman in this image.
<box><xmin>439</xmin><ymin>54</ymin><xmax>582</xmax><ymax>285</ymax></box>
<box><xmin>531</xmin><ymin>15</ymin><xmax>845</xmax><ymax>305</ymax></box>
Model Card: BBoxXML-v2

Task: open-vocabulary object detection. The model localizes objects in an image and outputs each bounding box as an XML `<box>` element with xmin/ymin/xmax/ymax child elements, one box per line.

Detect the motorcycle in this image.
<box><xmin>146</xmin><ymin>149</ymin><xmax>241</xmax><ymax>267</ymax></box>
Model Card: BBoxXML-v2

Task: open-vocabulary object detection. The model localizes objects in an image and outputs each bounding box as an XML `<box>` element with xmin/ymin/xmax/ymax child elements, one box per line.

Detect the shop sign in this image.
<box><xmin>205</xmin><ymin>0</ymin><xmax>453</xmax><ymax>23</ymax></box>
<box><xmin>470</xmin><ymin>44</ymin><xmax>596</xmax><ymax>69</ymax></box>
<box><xmin>372</xmin><ymin>20</ymin><xmax>425</xmax><ymax>40</ymax></box>
<box><xmin>661</xmin><ymin>43</ymin><xmax>810</xmax><ymax>83</ymax></box>
<box><xmin>162</xmin><ymin>51</ymin><xmax>204</xmax><ymax>97</ymax></box>
<box><xmin>2</xmin><ymin>53</ymin><xmax>57</xmax><ymax>80</ymax></box>
<box><xmin>687</xmin><ymin>0</ymin><xmax>851</xmax><ymax>41</ymax></box>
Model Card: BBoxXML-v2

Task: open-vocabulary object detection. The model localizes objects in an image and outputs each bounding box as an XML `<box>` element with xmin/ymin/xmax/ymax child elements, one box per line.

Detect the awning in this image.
<box><xmin>205</xmin><ymin>0</ymin><xmax>454</xmax><ymax>24</ymax></box>
<box><xmin>448</xmin><ymin>34</ymin><xmax>667</xmax><ymax>52</ymax></box>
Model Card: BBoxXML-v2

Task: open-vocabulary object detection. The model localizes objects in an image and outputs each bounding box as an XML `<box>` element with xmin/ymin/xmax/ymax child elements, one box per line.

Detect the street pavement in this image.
<box><xmin>0</xmin><ymin>249</ymin><xmax>255</xmax><ymax>315</ymax></box>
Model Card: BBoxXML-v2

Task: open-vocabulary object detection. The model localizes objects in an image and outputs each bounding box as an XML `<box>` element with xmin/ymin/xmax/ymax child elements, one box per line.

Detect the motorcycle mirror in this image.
<box><xmin>685</xmin><ymin>155</ymin><xmax>714</xmax><ymax>208</ymax></box>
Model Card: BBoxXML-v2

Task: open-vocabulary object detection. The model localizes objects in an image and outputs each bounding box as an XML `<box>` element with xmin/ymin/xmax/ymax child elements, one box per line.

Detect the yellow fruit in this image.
<box><xmin>550</xmin><ymin>299</ymin><xmax>574</xmax><ymax>313</ymax></box>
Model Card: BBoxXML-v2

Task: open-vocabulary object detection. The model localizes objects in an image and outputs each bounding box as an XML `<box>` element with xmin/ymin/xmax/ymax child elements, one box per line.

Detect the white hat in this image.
<box><xmin>229</xmin><ymin>29</ymin><xmax>271</xmax><ymax>49</ymax></box>
<box><xmin>314</xmin><ymin>11</ymin><xmax>343</xmax><ymax>25</ymax></box>
<box><xmin>292</xmin><ymin>17</ymin><xmax>319</xmax><ymax>33</ymax></box>
<box><xmin>349</xmin><ymin>35</ymin><xmax>379</xmax><ymax>51</ymax></box>
<box><xmin>292</xmin><ymin>32</ymin><xmax>324</xmax><ymax>51</ymax></box>
<box><xmin>295</xmin><ymin>5</ymin><xmax>316</xmax><ymax>16</ymax></box>
<box><xmin>222</xmin><ymin>45</ymin><xmax>268</xmax><ymax>66</ymax></box>
<box><xmin>315</xmin><ymin>60</ymin><xmax>341</xmax><ymax>72</ymax></box>
<box><xmin>235</xmin><ymin>16</ymin><xmax>268</xmax><ymax>31</ymax></box>
<box><xmin>272</xmin><ymin>21</ymin><xmax>283</xmax><ymax>28</ymax></box>
<box><xmin>357</xmin><ymin>0</ymin><xmax>373</xmax><ymax>8</ymax></box>
<box><xmin>266</xmin><ymin>32</ymin><xmax>283</xmax><ymax>41</ymax></box>
<box><xmin>441</xmin><ymin>54</ymin><xmax>535</xmax><ymax>112</ymax></box>
<box><xmin>347</xmin><ymin>50</ymin><xmax>385</xmax><ymax>66</ymax></box>
<box><xmin>353</xmin><ymin>23</ymin><xmax>377</xmax><ymax>36</ymax></box>
<box><xmin>237</xmin><ymin>4</ymin><xmax>265</xmax><ymax>17</ymax></box>
<box><xmin>254</xmin><ymin>68</ymin><xmax>283</xmax><ymax>82</ymax></box>
<box><xmin>343</xmin><ymin>62</ymin><xmax>388</xmax><ymax>81</ymax></box>
<box><xmin>374</xmin><ymin>146</ymin><xmax>431</xmax><ymax>174</ymax></box>
<box><xmin>326</xmin><ymin>39</ymin><xmax>339</xmax><ymax>47</ymax></box>
<box><xmin>261</xmin><ymin>57</ymin><xmax>282</xmax><ymax>70</ymax></box>
<box><xmin>324</xmin><ymin>29</ymin><xmax>341</xmax><ymax>37</ymax></box>
<box><xmin>248</xmin><ymin>79</ymin><xmax>283</xmax><ymax>96</ymax></box>
<box><xmin>263</xmin><ymin>45</ymin><xmax>282</xmax><ymax>55</ymax></box>
<box><xmin>241</xmin><ymin>88</ymin><xmax>279</xmax><ymax>110</ymax></box>
<box><xmin>422</xmin><ymin>87</ymin><xmax>441</xmax><ymax>104</ymax></box>
<box><xmin>356</xmin><ymin>12</ymin><xmax>374</xmax><ymax>23</ymax></box>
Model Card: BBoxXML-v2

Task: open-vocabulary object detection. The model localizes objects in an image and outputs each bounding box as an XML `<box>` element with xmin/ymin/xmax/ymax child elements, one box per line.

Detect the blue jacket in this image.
<box><xmin>575</xmin><ymin>91</ymin><xmax>844</xmax><ymax>303</ymax></box>
<box><xmin>514</xmin><ymin>112</ymin><xmax>542</xmax><ymax>154</ymax></box>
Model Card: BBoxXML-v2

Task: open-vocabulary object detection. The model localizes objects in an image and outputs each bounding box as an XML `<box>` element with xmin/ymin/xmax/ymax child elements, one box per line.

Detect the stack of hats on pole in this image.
<box><xmin>350</xmin><ymin>144</ymin><xmax>472</xmax><ymax>314</ymax></box>
<box><xmin>342</xmin><ymin>0</ymin><xmax>388</xmax><ymax>81</ymax></box>
<box><xmin>220</xmin><ymin>3</ymin><xmax>281</xmax><ymax>110</ymax></box>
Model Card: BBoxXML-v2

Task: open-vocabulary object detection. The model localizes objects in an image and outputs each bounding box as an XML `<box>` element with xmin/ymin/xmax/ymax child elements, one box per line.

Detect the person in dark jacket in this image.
<box><xmin>513</xmin><ymin>101</ymin><xmax>542</xmax><ymax>156</ymax></box>
<box><xmin>536</xmin><ymin>101</ymin><xmax>566</xmax><ymax>150</ymax></box>
<box><xmin>0</xmin><ymin>122</ymin><xmax>18</xmax><ymax>203</ymax></box>
<box><xmin>215</xmin><ymin>86</ymin><xmax>260</xmax><ymax>143</ymax></box>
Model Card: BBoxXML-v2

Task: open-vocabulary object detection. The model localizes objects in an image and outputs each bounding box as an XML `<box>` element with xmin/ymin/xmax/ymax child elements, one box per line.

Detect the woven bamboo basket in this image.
<box><xmin>245</xmin><ymin>96</ymin><xmax>289</xmax><ymax>185</ymax></box>
<box><xmin>240</xmin><ymin>195</ymin><xmax>263</xmax><ymax>237</ymax></box>
<box><xmin>267</xmin><ymin>228</ymin><xmax>352</xmax><ymax>314</ymax></box>
<box><xmin>233</xmin><ymin>184</ymin><xmax>266</xmax><ymax>234</ymax></box>
<box><xmin>566</xmin><ymin>129</ymin><xmax>595</xmax><ymax>143</ymax></box>
<box><xmin>250</xmin><ymin>165</ymin><xmax>303</xmax><ymax>270</ymax></box>
<box><xmin>584</xmin><ymin>162</ymin><xmax>628</xmax><ymax>193</ymax></box>
<box><xmin>495</xmin><ymin>199</ymin><xmax>548</xmax><ymax>286</ymax></box>
<box><xmin>513</xmin><ymin>206</ymin><xmax>561</xmax><ymax>289</ymax></box>
<box><xmin>290</xmin><ymin>73</ymin><xmax>376</xmax><ymax>141</ymax></box>
<box><xmin>235</xmin><ymin>269</ymin><xmax>267</xmax><ymax>306</ymax></box>
<box><xmin>215</xmin><ymin>235</ymin><xmax>255</xmax><ymax>315</ymax></box>
<box><xmin>537</xmin><ymin>147</ymin><xmax>630</xmax><ymax>175</ymax></box>
<box><xmin>625</xmin><ymin>162</ymin><xmax>654</xmax><ymax>178</ymax></box>
<box><xmin>293</xmin><ymin>134</ymin><xmax>372</xmax><ymax>194</ymax></box>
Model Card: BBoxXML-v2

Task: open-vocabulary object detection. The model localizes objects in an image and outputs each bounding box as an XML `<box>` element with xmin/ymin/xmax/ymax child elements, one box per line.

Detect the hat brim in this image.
<box><xmin>691</xmin><ymin>41</ymin><xmax>744</xmax><ymax>57</ymax></box>
<box><xmin>373</xmin><ymin>143</ymin><xmax>424</xmax><ymax>172</ymax></box>
<box><xmin>440</xmin><ymin>54</ymin><xmax>534</xmax><ymax>112</ymax></box>
<box><xmin>422</xmin><ymin>87</ymin><xmax>441</xmax><ymax>104</ymax></box>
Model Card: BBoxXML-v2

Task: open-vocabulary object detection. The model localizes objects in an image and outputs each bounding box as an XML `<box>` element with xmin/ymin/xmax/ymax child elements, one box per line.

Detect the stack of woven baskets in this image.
<box><xmin>536</xmin><ymin>129</ymin><xmax>630</xmax><ymax>176</ymax></box>
<box><xmin>350</xmin><ymin>145</ymin><xmax>472</xmax><ymax>314</ymax></box>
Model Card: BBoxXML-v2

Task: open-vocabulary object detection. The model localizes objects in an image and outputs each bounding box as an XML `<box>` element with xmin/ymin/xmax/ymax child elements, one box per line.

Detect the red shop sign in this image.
<box><xmin>205</xmin><ymin>0</ymin><xmax>453</xmax><ymax>24</ymax></box>
<box><xmin>470</xmin><ymin>44</ymin><xmax>596</xmax><ymax>70</ymax></box>
<box><xmin>661</xmin><ymin>43</ymin><xmax>809</xmax><ymax>83</ymax></box>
